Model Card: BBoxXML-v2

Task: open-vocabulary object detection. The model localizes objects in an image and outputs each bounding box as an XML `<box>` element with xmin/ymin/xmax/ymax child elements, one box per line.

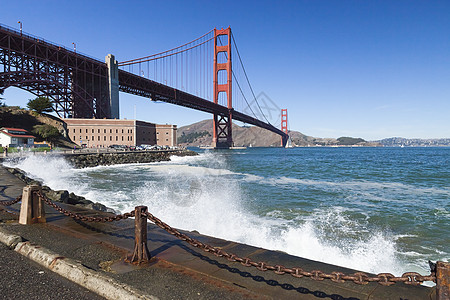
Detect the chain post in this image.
<box><xmin>19</xmin><ymin>185</ymin><xmax>46</xmax><ymax>225</ymax></box>
<box><xmin>129</xmin><ymin>206</ymin><xmax>151</xmax><ymax>264</ymax></box>
<box><xmin>436</xmin><ymin>261</ymin><xmax>450</xmax><ymax>300</ymax></box>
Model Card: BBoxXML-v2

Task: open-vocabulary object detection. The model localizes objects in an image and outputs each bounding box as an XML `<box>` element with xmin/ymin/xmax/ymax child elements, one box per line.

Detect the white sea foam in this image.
<box><xmin>3</xmin><ymin>154</ymin><xmax>437</xmax><ymax>278</ymax></box>
<box><xmin>271</xmin><ymin>176</ymin><xmax>450</xmax><ymax>197</ymax></box>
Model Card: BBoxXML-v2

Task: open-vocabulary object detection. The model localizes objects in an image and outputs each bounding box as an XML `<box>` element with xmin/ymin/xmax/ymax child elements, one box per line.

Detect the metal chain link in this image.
<box><xmin>143</xmin><ymin>211</ymin><xmax>437</xmax><ymax>286</ymax></box>
<box><xmin>30</xmin><ymin>190</ymin><xmax>438</xmax><ymax>286</ymax></box>
<box><xmin>0</xmin><ymin>195</ymin><xmax>22</xmax><ymax>206</ymax></box>
<box><xmin>36</xmin><ymin>191</ymin><xmax>135</xmax><ymax>222</ymax></box>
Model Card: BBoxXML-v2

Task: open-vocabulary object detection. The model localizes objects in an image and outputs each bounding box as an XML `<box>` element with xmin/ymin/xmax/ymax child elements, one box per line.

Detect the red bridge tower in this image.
<box><xmin>212</xmin><ymin>27</ymin><xmax>233</xmax><ymax>148</ymax></box>
<box><xmin>281</xmin><ymin>109</ymin><xmax>289</xmax><ymax>146</ymax></box>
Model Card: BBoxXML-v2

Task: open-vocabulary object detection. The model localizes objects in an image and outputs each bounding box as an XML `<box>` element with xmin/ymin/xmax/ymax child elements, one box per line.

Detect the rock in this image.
<box><xmin>84</xmin><ymin>202</ymin><xmax>108</xmax><ymax>212</ymax></box>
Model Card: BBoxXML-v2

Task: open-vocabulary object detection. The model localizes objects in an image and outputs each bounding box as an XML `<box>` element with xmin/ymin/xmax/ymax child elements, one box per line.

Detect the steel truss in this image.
<box><xmin>0</xmin><ymin>24</ymin><xmax>109</xmax><ymax>118</ymax></box>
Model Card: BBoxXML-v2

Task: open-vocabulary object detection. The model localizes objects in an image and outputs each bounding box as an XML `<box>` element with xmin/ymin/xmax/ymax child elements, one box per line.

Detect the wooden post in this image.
<box><xmin>436</xmin><ymin>261</ymin><xmax>450</xmax><ymax>300</ymax></box>
<box><xmin>129</xmin><ymin>206</ymin><xmax>151</xmax><ymax>264</ymax></box>
<box><xmin>19</xmin><ymin>185</ymin><xmax>46</xmax><ymax>225</ymax></box>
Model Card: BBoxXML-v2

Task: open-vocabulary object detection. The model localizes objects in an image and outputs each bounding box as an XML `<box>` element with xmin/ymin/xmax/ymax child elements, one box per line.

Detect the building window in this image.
<box><xmin>104</xmin><ymin>136</ymin><xmax>106</xmax><ymax>141</ymax></box>
<box><xmin>92</xmin><ymin>136</ymin><xmax>94</xmax><ymax>141</ymax></box>
<box><xmin>80</xmin><ymin>129</ymin><xmax>82</xmax><ymax>133</ymax></box>
<box><xmin>166</xmin><ymin>132</ymin><xmax>168</xmax><ymax>134</ymax></box>
<box><xmin>116</xmin><ymin>136</ymin><xmax>118</xmax><ymax>141</ymax></box>
<box><xmin>86</xmin><ymin>136</ymin><xmax>88</xmax><ymax>140</ymax></box>
<box><xmin>166</xmin><ymin>139</ymin><xmax>168</xmax><ymax>141</ymax></box>
<box><xmin>122</xmin><ymin>129</ymin><xmax>124</xmax><ymax>133</ymax></box>
<box><xmin>110</xmin><ymin>129</ymin><xmax>112</xmax><ymax>133</ymax></box>
<box><xmin>92</xmin><ymin>129</ymin><xmax>94</xmax><ymax>133</ymax></box>
<box><xmin>86</xmin><ymin>129</ymin><xmax>88</xmax><ymax>133</ymax></box>
<box><xmin>122</xmin><ymin>136</ymin><xmax>124</xmax><ymax>141</ymax></box>
<box><xmin>116</xmin><ymin>129</ymin><xmax>118</xmax><ymax>133</ymax></box>
<box><xmin>98</xmin><ymin>136</ymin><xmax>100</xmax><ymax>141</ymax></box>
<box><xmin>73</xmin><ymin>129</ymin><xmax>75</xmax><ymax>133</ymax></box>
<box><xmin>73</xmin><ymin>136</ymin><xmax>75</xmax><ymax>140</ymax></box>
<box><xmin>98</xmin><ymin>129</ymin><xmax>100</xmax><ymax>133</ymax></box>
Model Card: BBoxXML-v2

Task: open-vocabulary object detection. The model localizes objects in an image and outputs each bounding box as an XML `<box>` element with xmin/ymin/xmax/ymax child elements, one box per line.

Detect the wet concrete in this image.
<box><xmin>0</xmin><ymin>165</ymin><xmax>436</xmax><ymax>299</ymax></box>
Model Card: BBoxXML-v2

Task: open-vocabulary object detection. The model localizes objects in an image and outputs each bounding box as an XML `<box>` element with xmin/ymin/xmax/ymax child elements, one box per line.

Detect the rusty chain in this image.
<box><xmin>36</xmin><ymin>191</ymin><xmax>135</xmax><ymax>222</ymax></box>
<box><xmin>0</xmin><ymin>195</ymin><xmax>22</xmax><ymax>206</ymax></box>
<box><xmin>30</xmin><ymin>190</ymin><xmax>437</xmax><ymax>286</ymax></box>
<box><xmin>143</xmin><ymin>210</ymin><xmax>436</xmax><ymax>286</ymax></box>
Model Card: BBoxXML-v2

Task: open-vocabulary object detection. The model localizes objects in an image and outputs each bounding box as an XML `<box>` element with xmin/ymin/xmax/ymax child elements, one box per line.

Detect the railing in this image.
<box><xmin>0</xmin><ymin>23</ymin><xmax>103</xmax><ymax>64</ymax></box>
<box><xmin>1</xmin><ymin>185</ymin><xmax>449</xmax><ymax>299</ymax></box>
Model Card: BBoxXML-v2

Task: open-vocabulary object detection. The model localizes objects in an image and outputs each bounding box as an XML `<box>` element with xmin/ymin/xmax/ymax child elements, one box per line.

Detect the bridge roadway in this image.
<box><xmin>0</xmin><ymin>24</ymin><xmax>287</xmax><ymax>139</ymax></box>
<box><xmin>0</xmin><ymin>165</ymin><xmax>435</xmax><ymax>299</ymax></box>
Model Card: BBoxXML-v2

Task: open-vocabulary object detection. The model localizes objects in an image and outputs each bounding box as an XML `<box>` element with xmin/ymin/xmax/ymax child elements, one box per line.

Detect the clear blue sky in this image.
<box><xmin>2</xmin><ymin>0</ymin><xmax>449</xmax><ymax>140</ymax></box>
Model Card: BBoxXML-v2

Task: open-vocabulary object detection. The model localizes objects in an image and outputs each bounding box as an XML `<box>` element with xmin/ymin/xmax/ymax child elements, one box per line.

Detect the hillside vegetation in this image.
<box><xmin>0</xmin><ymin>106</ymin><xmax>77</xmax><ymax>148</ymax></box>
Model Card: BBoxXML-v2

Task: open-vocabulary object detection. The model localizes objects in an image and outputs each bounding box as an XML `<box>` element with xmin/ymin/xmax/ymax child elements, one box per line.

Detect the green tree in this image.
<box><xmin>32</xmin><ymin>124</ymin><xmax>60</xmax><ymax>147</ymax></box>
<box><xmin>27</xmin><ymin>96</ymin><xmax>53</xmax><ymax>113</ymax></box>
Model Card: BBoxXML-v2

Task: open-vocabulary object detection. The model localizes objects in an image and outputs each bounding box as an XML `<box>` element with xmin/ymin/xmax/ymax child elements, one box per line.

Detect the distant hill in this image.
<box><xmin>0</xmin><ymin>106</ymin><xmax>77</xmax><ymax>148</ymax></box>
<box><xmin>177</xmin><ymin>119</ymin><xmax>381</xmax><ymax>147</ymax></box>
<box><xmin>376</xmin><ymin>137</ymin><xmax>450</xmax><ymax>147</ymax></box>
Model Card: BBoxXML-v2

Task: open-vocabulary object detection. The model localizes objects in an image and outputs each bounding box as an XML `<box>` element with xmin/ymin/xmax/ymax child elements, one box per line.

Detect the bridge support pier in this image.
<box><xmin>212</xmin><ymin>112</ymin><xmax>233</xmax><ymax>148</ymax></box>
<box><xmin>106</xmin><ymin>54</ymin><xmax>119</xmax><ymax>119</ymax></box>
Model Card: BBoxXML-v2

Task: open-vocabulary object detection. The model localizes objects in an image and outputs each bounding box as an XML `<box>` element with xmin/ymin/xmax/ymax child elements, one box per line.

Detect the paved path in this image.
<box><xmin>0</xmin><ymin>243</ymin><xmax>104</xmax><ymax>300</ymax></box>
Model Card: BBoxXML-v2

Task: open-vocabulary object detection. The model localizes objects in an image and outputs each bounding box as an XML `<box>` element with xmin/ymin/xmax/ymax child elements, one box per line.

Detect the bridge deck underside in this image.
<box><xmin>118</xmin><ymin>70</ymin><xmax>286</xmax><ymax>137</ymax></box>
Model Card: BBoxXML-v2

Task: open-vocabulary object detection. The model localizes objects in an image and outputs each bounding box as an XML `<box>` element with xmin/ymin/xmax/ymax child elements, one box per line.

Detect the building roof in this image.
<box><xmin>1</xmin><ymin>127</ymin><xmax>28</xmax><ymax>132</ymax></box>
<box><xmin>0</xmin><ymin>130</ymin><xmax>35</xmax><ymax>139</ymax></box>
<box><xmin>0</xmin><ymin>127</ymin><xmax>36</xmax><ymax>139</ymax></box>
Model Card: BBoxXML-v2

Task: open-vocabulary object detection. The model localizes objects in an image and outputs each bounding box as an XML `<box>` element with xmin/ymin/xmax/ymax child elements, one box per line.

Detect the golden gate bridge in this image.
<box><xmin>0</xmin><ymin>24</ymin><xmax>289</xmax><ymax>147</ymax></box>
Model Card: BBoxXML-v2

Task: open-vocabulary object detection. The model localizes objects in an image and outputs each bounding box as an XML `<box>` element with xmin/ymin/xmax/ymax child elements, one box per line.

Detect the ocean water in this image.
<box><xmin>4</xmin><ymin>147</ymin><xmax>449</xmax><ymax>282</ymax></box>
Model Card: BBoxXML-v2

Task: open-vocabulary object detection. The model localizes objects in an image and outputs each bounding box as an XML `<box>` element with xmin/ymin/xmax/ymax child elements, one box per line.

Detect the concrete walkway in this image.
<box><xmin>0</xmin><ymin>166</ymin><xmax>436</xmax><ymax>299</ymax></box>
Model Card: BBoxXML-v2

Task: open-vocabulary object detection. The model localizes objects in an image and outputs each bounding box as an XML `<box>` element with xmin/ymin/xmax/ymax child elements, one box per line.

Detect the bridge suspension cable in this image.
<box><xmin>231</xmin><ymin>32</ymin><xmax>273</xmax><ymax>126</ymax></box>
<box><xmin>117</xmin><ymin>28</ymin><xmax>277</xmax><ymax>129</ymax></box>
<box><xmin>118</xmin><ymin>29</ymin><xmax>214</xmax><ymax>66</ymax></box>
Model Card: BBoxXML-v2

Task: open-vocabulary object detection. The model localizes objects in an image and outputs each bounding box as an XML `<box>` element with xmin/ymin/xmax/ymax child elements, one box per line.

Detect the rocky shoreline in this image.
<box><xmin>3</xmin><ymin>149</ymin><xmax>198</xmax><ymax>213</ymax></box>
<box><xmin>65</xmin><ymin>149</ymin><xmax>198</xmax><ymax>168</ymax></box>
<box><xmin>5</xmin><ymin>166</ymin><xmax>115</xmax><ymax>213</ymax></box>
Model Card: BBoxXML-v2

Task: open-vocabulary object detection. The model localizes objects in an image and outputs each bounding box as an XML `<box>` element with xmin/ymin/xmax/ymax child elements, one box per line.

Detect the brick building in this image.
<box><xmin>64</xmin><ymin>119</ymin><xmax>177</xmax><ymax>148</ymax></box>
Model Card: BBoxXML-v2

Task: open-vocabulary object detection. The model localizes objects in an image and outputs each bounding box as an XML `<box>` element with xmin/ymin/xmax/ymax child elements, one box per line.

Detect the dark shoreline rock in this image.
<box><xmin>65</xmin><ymin>149</ymin><xmax>198</xmax><ymax>168</ymax></box>
<box><xmin>5</xmin><ymin>166</ymin><xmax>115</xmax><ymax>213</ymax></box>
